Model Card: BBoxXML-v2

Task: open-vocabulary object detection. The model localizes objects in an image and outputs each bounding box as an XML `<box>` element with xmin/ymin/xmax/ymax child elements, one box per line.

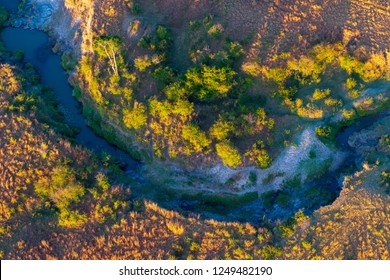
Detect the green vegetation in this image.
<box><xmin>216</xmin><ymin>141</ymin><xmax>242</xmax><ymax>168</ymax></box>
<box><xmin>315</xmin><ymin>126</ymin><xmax>335</xmax><ymax>141</ymax></box>
<box><xmin>185</xmin><ymin>65</ymin><xmax>236</xmax><ymax>100</ymax></box>
<box><xmin>61</xmin><ymin>52</ymin><xmax>77</xmax><ymax>71</ymax></box>
<box><xmin>0</xmin><ymin>6</ymin><xmax>8</xmax><ymax>27</ymax></box>
<box><xmin>93</xmin><ymin>36</ymin><xmax>123</xmax><ymax>76</ymax></box>
<box><xmin>182</xmin><ymin>124</ymin><xmax>211</xmax><ymax>153</ymax></box>
<box><xmin>123</xmin><ymin>102</ymin><xmax>147</xmax><ymax>129</ymax></box>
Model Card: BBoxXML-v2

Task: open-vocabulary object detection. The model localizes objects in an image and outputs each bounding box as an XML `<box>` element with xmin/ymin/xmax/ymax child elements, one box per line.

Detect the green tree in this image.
<box><xmin>246</xmin><ymin>142</ymin><xmax>272</xmax><ymax>169</ymax></box>
<box><xmin>315</xmin><ymin>126</ymin><xmax>333</xmax><ymax>139</ymax></box>
<box><xmin>0</xmin><ymin>6</ymin><xmax>8</xmax><ymax>27</ymax></box>
<box><xmin>123</xmin><ymin>102</ymin><xmax>147</xmax><ymax>129</ymax></box>
<box><xmin>93</xmin><ymin>36</ymin><xmax>123</xmax><ymax>76</ymax></box>
<box><xmin>182</xmin><ymin>124</ymin><xmax>211</xmax><ymax>152</ymax></box>
<box><xmin>185</xmin><ymin>65</ymin><xmax>236</xmax><ymax>100</ymax></box>
<box><xmin>216</xmin><ymin>141</ymin><xmax>242</xmax><ymax>168</ymax></box>
<box><xmin>134</xmin><ymin>55</ymin><xmax>158</xmax><ymax>72</ymax></box>
<box><xmin>210</xmin><ymin>118</ymin><xmax>234</xmax><ymax>141</ymax></box>
<box><xmin>34</xmin><ymin>166</ymin><xmax>85</xmax><ymax>210</ymax></box>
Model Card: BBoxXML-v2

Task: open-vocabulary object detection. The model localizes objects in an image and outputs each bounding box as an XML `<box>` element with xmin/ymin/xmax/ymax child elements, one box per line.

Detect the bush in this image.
<box><xmin>123</xmin><ymin>102</ymin><xmax>147</xmax><ymax>129</ymax></box>
<box><xmin>282</xmin><ymin>175</ymin><xmax>302</xmax><ymax>189</ymax></box>
<box><xmin>297</xmin><ymin>103</ymin><xmax>323</xmax><ymax>119</ymax></box>
<box><xmin>249</xmin><ymin>171</ymin><xmax>257</xmax><ymax>184</ymax></box>
<box><xmin>182</xmin><ymin>124</ymin><xmax>211</xmax><ymax>153</ymax></box>
<box><xmin>34</xmin><ymin>166</ymin><xmax>86</xmax><ymax>211</ymax></box>
<box><xmin>61</xmin><ymin>53</ymin><xmax>77</xmax><ymax>71</ymax></box>
<box><xmin>134</xmin><ymin>55</ymin><xmax>158</xmax><ymax>72</ymax></box>
<box><xmin>312</xmin><ymin>89</ymin><xmax>331</xmax><ymax>100</ymax></box>
<box><xmin>345</xmin><ymin>78</ymin><xmax>357</xmax><ymax>90</ymax></box>
<box><xmin>0</xmin><ymin>6</ymin><xmax>8</xmax><ymax>27</ymax></box>
<box><xmin>72</xmin><ymin>87</ymin><xmax>82</xmax><ymax>99</ymax></box>
<box><xmin>58</xmin><ymin>210</ymin><xmax>87</xmax><ymax>228</ymax></box>
<box><xmin>258</xmin><ymin>245</ymin><xmax>283</xmax><ymax>260</ymax></box>
<box><xmin>185</xmin><ymin>65</ymin><xmax>236</xmax><ymax>100</ymax></box>
<box><xmin>242</xmin><ymin>61</ymin><xmax>262</xmax><ymax>77</ymax></box>
<box><xmin>216</xmin><ymin>141</ymin><xmax>242</xmax><ymax>168</ymax></box>
<box><xmin>153</xmin><ymin>66</ymin><xmax>175</xmax><ymax>84</ymax></box>
<box><xmin>208</xmin><ymin>23</ymin><xmax>224</xmax><ymax>38</ymax></box>
<box><xmin>210</xmin><ymin>118</ymin><xmax>234</xmax><ymax>141</ymax></box>
<box><xmin>315</xmin><ymin>126</ymin><xmax>334</xmax><ymax>139</ymax></box>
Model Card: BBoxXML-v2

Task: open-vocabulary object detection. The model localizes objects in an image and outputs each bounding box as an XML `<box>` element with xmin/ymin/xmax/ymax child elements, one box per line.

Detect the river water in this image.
<box><xmin>0</xmin><ymin>0</ymin><xmax>139</xmax><ymax>170</ymax></box>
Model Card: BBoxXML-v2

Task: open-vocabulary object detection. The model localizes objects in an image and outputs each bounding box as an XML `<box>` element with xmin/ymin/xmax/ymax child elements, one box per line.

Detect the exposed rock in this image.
<box><xmin>11</xmin><ymin>0</ymin><xmax>59</xmax><ymax>30</ymax></box>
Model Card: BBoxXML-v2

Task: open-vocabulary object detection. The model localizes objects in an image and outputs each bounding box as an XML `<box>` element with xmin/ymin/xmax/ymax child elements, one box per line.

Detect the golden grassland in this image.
<box><xmin>283</xmin><ymin>164</ymin><xmax>390</xmax><ymax>260</ymax></box>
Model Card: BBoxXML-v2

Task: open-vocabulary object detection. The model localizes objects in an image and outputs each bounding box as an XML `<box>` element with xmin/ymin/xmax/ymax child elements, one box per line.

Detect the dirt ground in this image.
<box><xmin>135</xmin><ymin>0</ymin><xmax>390</xmax><ymax>63</ymax></box>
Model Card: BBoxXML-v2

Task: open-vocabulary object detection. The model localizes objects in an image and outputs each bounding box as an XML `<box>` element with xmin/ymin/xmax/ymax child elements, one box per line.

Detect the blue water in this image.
<box><xmin>0</xmin><ymin>0</ymin><xmax>18</xmax><ymax>13</ymax></box>
<box><xmin>0</xmin><ymin>1</ymin><xmax>139</xmax><ymax>170</ymax></box>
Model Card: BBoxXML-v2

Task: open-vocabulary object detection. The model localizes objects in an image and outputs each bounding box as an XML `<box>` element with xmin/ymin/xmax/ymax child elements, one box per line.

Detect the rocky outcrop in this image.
<box><xmin>10</xmin><ymin>0</ymin><xmax>58</xmax><ymax>30</ymax></box>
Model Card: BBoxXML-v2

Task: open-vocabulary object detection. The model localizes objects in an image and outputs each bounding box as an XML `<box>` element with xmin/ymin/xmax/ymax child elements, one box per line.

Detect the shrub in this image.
<box><xmin>297</xmin><ymin>104</ymin><xmax>323</xmax><ymax>119</ymax></box>
<box><xmin>282</xmin><ymin>176</ymin><xmax>302</xmax><ymax>189</ymax></box>
<box><xmin>245</xmin><ymin>141</ymin><xmax>272</xmax><ymax>169</ymax></box>
<box><xmin>61</xmin><ymin>53</ymin><xmax>77</xmax><ymax>71</ymax></box>
<box><xmin>0</xmin><ymin>6</ymin><xmax>8</xmax><ymax>27</ymax></box>
<box><xmin>166</xmin><ymin>221</ymin><xmax>185</xmax><ymax>235</ymax></box>
<box><xmin>58</xmin><ymin>210</ymin><xmax>87</xmax><ymax>228</ymax></box>
<box><xmin>225</xmin><ymin>41</ymin><xmax>245</xmax><ymax>60</ymax></box>
<box><xmin>96</xmin><ymin>173</ymin><xmax>110</xmax><ymax>190</ymax></box>
<box><xmin>182</xmin><ymin>124</ymin><xmax>211</xmax><ymax>152</ymax></box>
<box><xmin>258</xmin><ymin>245</ymin><xmax>283</xmax><ymax>260</ymax></box>
<box><xmin>123</xmin><ymin>102</ymin><xmax>147</xmax><ymax>129</ymax></box>
<box><xmin>315</xmin><ymin>126</ymin><xmax>333</xmax><ymax>139</ymax></box>
<box><xmin>345</xmin><ymin>78</ymin><xmax>357</xmax><ymax>90</ymax></box>
<box><xmin>131</xmin><ymin>2</ymin><xmax>141</xmax><ymax>14</ymax></box>
<box><xmin>34</xmin><ymin>166</ymin><xmax>85</xmax><ymax>211</ymax></box>
<box><xmin>208</xmin><ymin>23</ymin><xmax>224</xmax><ymax>38</ymax></box>
<box><xmin>361</xmin><ymin>53</ymin><xmax>387</xmax><ymax>82</ymax></box>
<box><xmin>216</xmin><ymin>141</ymin><xmax>242</xmax><ymax>168</ymax></box>
<box><xmin>242</xmin><ymin>61</ymin><xmax>262</xmax><ymax>77</ymax></box>
<box><xmin>185</xmin><ymin>65</ymin><xmax>236</xmax><ymax>100</ymax></box>
<box><xmin>312</xmin><ymin>89</ymin><xmax>331</xmax><ymax>100</ymax></box>
<box><xmin>72</xmin><ymin>87</ymin><xmax>82</xmax><ymax>99</ymax></box>
<box><xmin>249</xmin><ymin>171</ymin><xmax>257</xmax><ymax>184</ymax></box>
<box><xmin>134</xmin><ymin>55</ymin><xmax>159</xmax><ymax>72</ymax></box>
<box><xmin>342</xmin><ymin>109</ymin><xmax>356</xmax><ymax>120</ymax></box>
<box><xmin>210</xmin><ymin>118</ymin><xmax>234</xmax><ymax>141</ymax></box>
<box><xmin>153</xmin><ymin>66</ymin><xmax>175</xmax><ymax>84</ymax></box>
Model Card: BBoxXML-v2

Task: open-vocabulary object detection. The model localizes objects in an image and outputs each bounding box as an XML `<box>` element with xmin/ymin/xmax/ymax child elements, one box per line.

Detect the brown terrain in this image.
<box><xmin>59</xmin><ymin>0</ymin><xmax>390</xmax><ymax>61</ymax></box>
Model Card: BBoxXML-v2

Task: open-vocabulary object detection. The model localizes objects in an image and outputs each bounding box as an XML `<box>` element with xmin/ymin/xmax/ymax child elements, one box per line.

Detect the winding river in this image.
<box><xmin>0</xmin><ymin>0</ymin><xmax>139</xmax><ymax>171</ymax></box>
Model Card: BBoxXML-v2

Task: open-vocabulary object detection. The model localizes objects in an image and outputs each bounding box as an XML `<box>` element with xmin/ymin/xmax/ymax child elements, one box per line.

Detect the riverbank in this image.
<box><xmin>0</xmin><ymin>1</ymin><xmax>140</xmax><ymax>172</ymax></box>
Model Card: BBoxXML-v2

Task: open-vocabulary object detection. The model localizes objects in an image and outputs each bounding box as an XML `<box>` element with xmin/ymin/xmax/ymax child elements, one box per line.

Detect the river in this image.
<box><xmin>0</xmin><ymin>0</ymin><xmax>139</xmax><ymax>171</ymax></box>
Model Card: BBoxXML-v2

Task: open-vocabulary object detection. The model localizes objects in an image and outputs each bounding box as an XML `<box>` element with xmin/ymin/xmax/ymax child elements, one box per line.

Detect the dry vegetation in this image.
<box><xmin>282</xmin><ymin>164</ymin><xmax>390</xmax><ymax>259</ymax></box>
